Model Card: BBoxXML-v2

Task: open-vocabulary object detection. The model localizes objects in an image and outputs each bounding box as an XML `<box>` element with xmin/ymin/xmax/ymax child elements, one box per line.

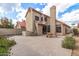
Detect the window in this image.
<box><xmin>44</xmin><ymin>17</ymin><xmax>47</xmax><ymax>22</ymax></box>
<box><xmin>35</xmin><ymin>16</ymin><xmax>39</xmax><ymax>21</ymax></box>
<box><xmin>56</xmin><ymin>24</ymin><xmax>61</xmax><ymax>33</ymax></box>
<box><xmin>41</xmin><ymin>17</ymin><xmax>43</xmax><ymax>21</ymax></box>
<box><xmin>42</xmin><ymin>25</ymin><xmax>50</xmax><ymax>34</ymax></box>
<box><xmin>47</xmin><ymin>25</ymin><xmax>50</xmax><ymax>32</ymax></box>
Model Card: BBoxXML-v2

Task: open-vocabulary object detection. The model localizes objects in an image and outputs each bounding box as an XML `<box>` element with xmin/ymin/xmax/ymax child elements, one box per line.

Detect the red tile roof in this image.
<box><xmin>20</xmin><ymin>20</ymin><xmax>26</xmax><ymax>28</ymax></box>
<box><xmin>17</xmin><ymin>20</ymin><xmax>26</xmax><ymax>28</ymax></box>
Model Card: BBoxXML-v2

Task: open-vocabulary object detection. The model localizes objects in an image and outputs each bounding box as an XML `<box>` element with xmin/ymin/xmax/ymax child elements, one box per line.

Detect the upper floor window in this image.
<box><xmin>35</xmin><ymin>16</ymin><xmax>39</xmax><ymax>21</ymax></box>
<box><xmin>41</xmin><ymin>17</ymin><xmax>43</xmax><ymax>21</ymax></box>
<box><xmin>44</xmin><ymin>17</ymin><xmax>47</xmax><ymax>22</ymax></box>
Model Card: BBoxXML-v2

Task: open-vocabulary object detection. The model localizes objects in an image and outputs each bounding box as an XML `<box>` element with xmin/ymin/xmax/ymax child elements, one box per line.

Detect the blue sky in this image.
<box><xmin>21</xmin><ymin>3</ymin><xmax>47</xmax><ymax>10</ymax></box>
<box><xmin>0</xmin><ymin>3</ymin><xmax>47</xmax><ymax>25</ymax></box>
<box><xmin>0</xmin><ymin>3</ymin><xmax>47</xmax><ymax>19</ymax></box>
<box><xmin>57</xmin><ymin>3</ymin><xmax>79</xmax><ymax>26</ymax></box>
<box><xmin>58</xmin><ymin>3</ymin><xmax>79</xmax><ymax>18</ymax></box>
<box><xmin>0</xmin><ymin>3</ymin><xmax>79</xmax><ymax>26</ymax></box>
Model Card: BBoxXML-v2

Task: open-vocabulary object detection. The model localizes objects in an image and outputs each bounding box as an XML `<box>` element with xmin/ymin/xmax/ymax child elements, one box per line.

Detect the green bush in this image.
<box><xmin>0</xmin><ymin>36</ymin><xmax>16</xmax><ymax>56</ymax></box>
<box><xmin>0</xmin><ymin>48</ymin><xmax>9</xmax><ymax>56</ymax></box>
<box><xmin>62</xmin><ymin>36</ymin><xmax>75</xmax><ymax>49</ymax></box>
<box><xmin>73</xmin><ymin>28</ymin><xmax>79</xmax><ymax>36</ymax></box>
<box><xmin>0</xmin><ymin>38</ymin><xmax>16</xmax><ymax>48</ymax></box>
<box><xmin>7</xmin><ymin>40</ymin><xmax>16</xmax><ymax>47</ymax></box>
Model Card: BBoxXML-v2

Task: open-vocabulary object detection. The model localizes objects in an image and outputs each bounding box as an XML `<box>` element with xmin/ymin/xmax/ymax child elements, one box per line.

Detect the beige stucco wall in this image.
<box><xmin>32</xmin><ymin>10</ymin><xmax>50</xmax><ymax>35</ymax></box>
<box><xmin>33</xmin><ymin>10</ymin><xmax>50</xmax><ymax>24</ymax></box>
<box><xmin>32</xmin><ymin>10</ymin><xmax>41</xmax><ymax>35</ymax></box>
<box><xmin>26</xmin><ymin>9</ymin><xmax>34</xmax><ymax>32</ymax></box>
<box><xmin>61</xmin><ymin>24</ymin><xmax>65</xmax><ymax>35</ymax></box>
<box><xmin>56</xmin><ymin>21</ymin><xmax>63</xmax><ymax>36</ymax></box>
<box><xmin>65</xmin><ymin>26</ymin><xmax>70</xmax><ymax>34</ymax></box>
<box><xmin>37</xmin><ymin>25</ymin><xmax>43</xmax><ymax>35</ymax></box>
<box><xmin>33</xmin><ymin>11</ymin><xmax>41</xmax><ymax>18</ymax></box>
<box><xmin>56</xmin><ymin>22</ymin><xmax>70</xmax><ymax>36</ymax></box>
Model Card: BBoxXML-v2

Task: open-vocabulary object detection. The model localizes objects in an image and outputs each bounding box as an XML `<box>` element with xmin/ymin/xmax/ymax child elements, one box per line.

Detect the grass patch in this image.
<box><xmin>0</xmin><ymin>36</ymin><xmax>16</xmax><ymax>56</ymax></box>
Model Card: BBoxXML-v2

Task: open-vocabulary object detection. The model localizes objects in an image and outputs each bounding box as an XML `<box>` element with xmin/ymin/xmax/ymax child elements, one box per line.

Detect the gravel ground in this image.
<box><xmin>9</xmin><ymin>36</ymin><xmax>72</xmax><ymax>56</ymax></box>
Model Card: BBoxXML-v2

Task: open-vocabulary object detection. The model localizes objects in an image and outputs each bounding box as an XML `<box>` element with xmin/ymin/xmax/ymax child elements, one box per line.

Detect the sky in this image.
<box><xmin>0</xmin><ymin>2</ymin><xmax>79</xmax><ymax>26</ymax></box>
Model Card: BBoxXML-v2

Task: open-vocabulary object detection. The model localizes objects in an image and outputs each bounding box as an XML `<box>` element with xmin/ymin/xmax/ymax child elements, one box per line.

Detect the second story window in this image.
<box><xmin>41</xmin><ymin>17</ymin><xmax>43</xmax><ymax>21</ymax></box>
<box><xmin>44</xmin><ymin>17</ymin><xmax>47</xmax><ymax>22</ymax></box>
<box><xmin>35</xmin><ymin>16</ymin><xmax>39</xmax><ymax>21</ymax></box>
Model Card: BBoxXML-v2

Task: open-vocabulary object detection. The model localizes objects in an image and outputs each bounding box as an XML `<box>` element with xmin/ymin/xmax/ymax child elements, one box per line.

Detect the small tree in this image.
<box><xmin>1</xmin><ymin>17</ymin><xmax>9</xmax><ymax>28</ymax></box>
<box><xmin>0</xmin><ymin>17</ymin><xmax>14</xmax><ymax>28</ymax></box>
<box><xmin>8</xmin><ymin>19</ymin><xmax>14</xmax><ymax>28</ymax></box>
<box><xmin>73</xmin><ymin>28</ymin><xmax>79</xmax><ymax>36</ymax></box>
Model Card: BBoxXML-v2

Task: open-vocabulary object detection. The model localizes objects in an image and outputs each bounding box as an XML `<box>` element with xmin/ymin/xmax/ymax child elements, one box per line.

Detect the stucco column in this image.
<box><xmin>61</xmin><ymin>24</ymin><xmax>65</xmax><ymax>35</ymax></box>
<box><xmin>50</xmin><ymin>6</ymin><xmax>56</xmax><ymax>36</ymax></box>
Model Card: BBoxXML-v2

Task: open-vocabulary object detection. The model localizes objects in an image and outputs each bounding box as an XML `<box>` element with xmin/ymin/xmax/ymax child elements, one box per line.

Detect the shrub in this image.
<box><xmin>0</xmin><ymin>36</ymin><xmax>16</xmax><ymax>56</ymax></box>
<box><xmin>73</xmin><ymin>28</ymin><xmax>79</xmax><ymax>36</ymax></box>
<box><xmin>0</xmin><ymin>48</ymin><xmax>9</xmax><ymax>56</ymax></box>
<box><xmin>0</xmin><ymin>38</ymin><xmax>16</xmax><ymax>48</ymax></box>
<box><xmin>7</xmin><ymin>40</ymin><xmax>16</xmax><ymax>47</ymax></box>
<box><xmin>62</xmin><ymin>36</ymin><xmax>75</xmax><ymax>49</ymax></box>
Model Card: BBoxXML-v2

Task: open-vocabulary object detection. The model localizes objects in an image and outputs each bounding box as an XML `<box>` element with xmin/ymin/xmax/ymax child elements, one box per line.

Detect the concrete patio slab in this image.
<box><xmin>9</xmin><ymin>36</ymin><xmax>72</xmax><ymax>56</ymax></box>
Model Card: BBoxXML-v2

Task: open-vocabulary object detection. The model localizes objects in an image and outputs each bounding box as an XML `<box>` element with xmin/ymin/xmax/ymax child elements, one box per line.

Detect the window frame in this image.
<box><xmin>35</xmin><ymin>16</ymin><xmax>39</xmax><ymax>21</ymax></box>
<box><xmin>44</xmin><ymin>17</ymin><xmax>47</xmax><ymax>22</ymax></box>
<box><xmin>56</xmin><ymin>24</ymin><xmax>61</xmax><ymax>33</ymax></box>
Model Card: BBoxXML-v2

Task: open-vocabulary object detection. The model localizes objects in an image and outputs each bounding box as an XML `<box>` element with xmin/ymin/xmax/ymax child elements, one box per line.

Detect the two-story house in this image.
<box><xmin>25</xmin><ymin>6</ymin><xmax>71</xmax><ymax>36</ymax></box>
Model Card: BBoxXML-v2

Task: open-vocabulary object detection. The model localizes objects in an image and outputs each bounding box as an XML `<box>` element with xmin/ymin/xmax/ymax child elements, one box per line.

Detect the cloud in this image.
<box><xmin>0</xmin><ymin>2</ymin><xmax>79</xmax><ymax>26</ymax></box>
<box><xmin>0</xmin><ymin>3</ymin><xmax>20</xmax><ymax>13</ymax></box>
<box><xmin>35</xmin><ymin>8</ymin><xmax>40</xmax><ymax>11</ymax></box>
<box><xmin>42</xmin><ymin>3</ymin><xmax>75</xmax><ymax>16</ymax></box>
<box><xmin>0</xmin><ymin>3</ymin><xmax>25</xmax><ymax>25</ymax></box>
<box><xmin>13</xmin><ymin>8</ymin><xmax>27</xmax><ymax>26</ymax></box>
<box><xmin>12</xmin><ymin>19</ymin><xmax>17</xmax><ymax>26</ymax></box>
<box><xmin>58</xmin><ymin>9</ymin><xmax>79</xmax><ymax>26</ymax></box>
<box><xmin>58</xmin><ymin>3</ymin><xmax>79</xmax><ymax>18</ymax></box>
<box><xmin>41</xmin><ymin>2</ymin><xmax>79</xmax><ymax>26</ymax></box>
<box><xmin>0</xmin><ymin>3</ymin><xmax>27</xmax><ymax>24</ymax></box>
<box><xmin>0</xmin><ymin>3</ymin><xmax>21</xmax><ymax>19</ymax></box>
<box><xmin>16</xmin><ymin>8</ymin><xmax>27</xmax><ymax>21</ymax></box>
<box><xmin>0</xmin><ymin>3</ymin><xmax>46</xmax><ymax>25</ymax></box>
<box><xmin>16</xmin><ymin>3</ymin><xmax>46</xmax><ymax>22</ymax></box>
<box><xmin>57</xmin><ymin>3</ymin><xmax>79</xmax><ymax>26</ymax></box>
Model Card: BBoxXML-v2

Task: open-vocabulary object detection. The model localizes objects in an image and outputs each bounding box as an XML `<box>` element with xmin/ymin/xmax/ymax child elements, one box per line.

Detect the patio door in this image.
<box><xmin>42</xmin><ymin>25</ymin><xmax>47</xmax><ymax>34</ymax></box>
